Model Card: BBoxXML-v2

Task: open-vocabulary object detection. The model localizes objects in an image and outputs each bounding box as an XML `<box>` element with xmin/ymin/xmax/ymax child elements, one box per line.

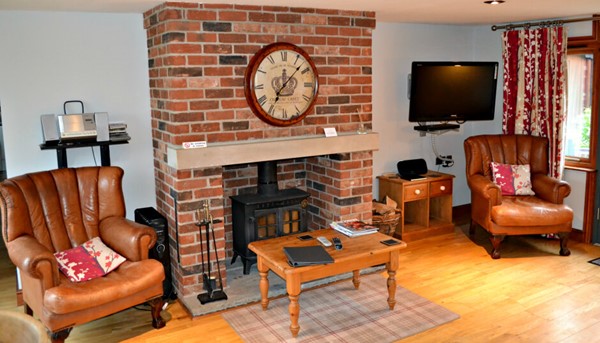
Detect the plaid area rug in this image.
<box><xmin>222</xmin><ymin>273</ymin><xmax>459</xmax><ymax>342</ymax></box>
<box><xmin>589</xmin><ymin>257</ymin><xmax>600</xmax><ymax>266</ymax></box>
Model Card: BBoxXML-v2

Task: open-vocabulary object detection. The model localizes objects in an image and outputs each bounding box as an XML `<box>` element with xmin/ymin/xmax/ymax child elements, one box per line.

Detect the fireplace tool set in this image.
<box><xmin>196</xmin><ymin>201</ymin><xmax>228</xmax><ymax>304</ymax></box>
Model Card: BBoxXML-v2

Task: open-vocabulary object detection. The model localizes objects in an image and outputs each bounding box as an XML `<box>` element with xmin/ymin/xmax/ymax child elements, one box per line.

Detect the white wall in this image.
<box><xmin>0</xmin><ymin>11</ymin><xmax>155</xmax><ymax>219</ymax></box>
<box><xmin>372</xmin><ymin>23</ymin><xmax>503</xmax><ymax>206</ymax></box>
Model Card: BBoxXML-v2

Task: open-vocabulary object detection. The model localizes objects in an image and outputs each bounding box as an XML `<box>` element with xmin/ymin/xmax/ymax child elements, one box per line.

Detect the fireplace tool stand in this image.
<box><xmin>196</xmin><ymin>202</ymin><xmax>227</xmax><ymax>305</ymax></box>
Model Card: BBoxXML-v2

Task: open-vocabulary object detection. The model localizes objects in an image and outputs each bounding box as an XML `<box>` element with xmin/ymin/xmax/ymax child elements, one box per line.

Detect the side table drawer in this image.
<box><xmin>404</xmin><ymin>183</ymin><xmax>428</xmax><ymax>201</ymax></box>
<box><xmin>430</xmin><ymin>179</ymin><xmax>452</xmax><ymax>197</ymax></box>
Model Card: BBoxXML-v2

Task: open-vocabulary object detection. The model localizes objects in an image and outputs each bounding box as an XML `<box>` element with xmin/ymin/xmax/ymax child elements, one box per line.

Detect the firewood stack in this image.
<box><xmin>372</xmin><ymin>196</ymin><xmax>401</xmax><ymax>236</ymax></box>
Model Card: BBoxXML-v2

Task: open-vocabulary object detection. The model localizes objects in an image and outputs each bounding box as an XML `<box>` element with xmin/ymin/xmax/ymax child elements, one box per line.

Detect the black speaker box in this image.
<box><xmin>134</xmin><ymin>207</ymin><xmax>175</xmax><ymax>300</ymax></box>
<box><xmin>397</xmin><ymin>158</ymin><xmax>428</xmax><ymax>178</ymax></box>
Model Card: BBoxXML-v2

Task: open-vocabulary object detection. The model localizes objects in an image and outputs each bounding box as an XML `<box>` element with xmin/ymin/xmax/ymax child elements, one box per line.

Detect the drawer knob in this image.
<box><xmin>440</xmin><ymin>186</ymin><xmax>446</xmax><ymax>191</ymax></box>
<box><xmin>414</xmin><ymin>189</ymin><xmax>421</xmax><ymax>195</ymax></box>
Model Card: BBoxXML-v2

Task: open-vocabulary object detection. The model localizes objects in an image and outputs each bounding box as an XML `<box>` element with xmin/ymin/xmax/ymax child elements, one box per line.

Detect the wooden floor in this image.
<box><xmin>2</xmin><ymin>225</ymin><xmax>600</xmax><ymax>342</ymax></box>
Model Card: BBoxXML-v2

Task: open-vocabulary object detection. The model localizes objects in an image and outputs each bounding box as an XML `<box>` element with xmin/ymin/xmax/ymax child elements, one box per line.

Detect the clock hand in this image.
<box><xmin>274</xmin><ymin>63</ymin><xmax>304</xmax><ymax>103</ymax></box>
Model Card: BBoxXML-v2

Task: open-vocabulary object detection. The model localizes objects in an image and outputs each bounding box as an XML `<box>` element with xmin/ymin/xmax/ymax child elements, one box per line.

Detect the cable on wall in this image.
<box><xmin>430</xmin><ymin>133</ymin><xmax>454</xmax><ymax>168</ymax></box>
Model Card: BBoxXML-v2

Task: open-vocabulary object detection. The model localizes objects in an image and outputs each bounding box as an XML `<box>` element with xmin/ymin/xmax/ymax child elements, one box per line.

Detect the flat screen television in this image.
<box><xmin>408</xmin><ymin>61</ymin><xmax>499</xmax><ymax>123</ymax></box>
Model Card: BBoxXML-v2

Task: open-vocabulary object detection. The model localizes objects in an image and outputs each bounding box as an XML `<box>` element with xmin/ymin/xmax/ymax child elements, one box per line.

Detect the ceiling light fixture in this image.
<box><xmin>484</xmin><ymin>0</ymin><xmax>505</xmax><ymax>4</ymax></box>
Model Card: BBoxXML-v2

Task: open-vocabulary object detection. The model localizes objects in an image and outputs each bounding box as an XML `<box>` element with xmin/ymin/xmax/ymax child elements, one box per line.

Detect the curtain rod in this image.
<box><xmin>491</xmin><ymin>16</ymin><xmax>599</xmax><ymax>31</ymax></box>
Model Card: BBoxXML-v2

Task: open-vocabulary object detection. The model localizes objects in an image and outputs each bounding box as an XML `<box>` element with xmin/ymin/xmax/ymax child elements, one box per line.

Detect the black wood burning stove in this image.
<box><xmin>230</xmin><ymin>161</ymin><xmax>310</xmax><ymax>274</ymax></box>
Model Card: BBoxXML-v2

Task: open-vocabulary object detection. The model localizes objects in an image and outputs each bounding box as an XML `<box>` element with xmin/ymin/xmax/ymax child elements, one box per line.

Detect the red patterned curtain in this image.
<box><xmin>502</xmin><ymin>26</ymin><xmax>568</xmax><ymax>179</ymax></box>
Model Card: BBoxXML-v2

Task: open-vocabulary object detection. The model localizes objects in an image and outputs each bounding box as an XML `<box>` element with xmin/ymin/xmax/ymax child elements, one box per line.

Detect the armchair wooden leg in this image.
<box><xmin>24</xmin><ymin>302</ymin><xmax>69</xmax><ymax>343</ymax></box>
<box><xmin>558</xmin><ymin>232</ymin><xmax>571</xmax><ymax>256</ymax></box>
<box><xmin>490</xmin><ymin>234</ymin><xmax>505</xmax><ymax>259</ymax></box>
<box><xmin>149</xmin><ymin>297</ymin><xmax>166</xmax><ymax>329</ymax></box>
<box><xmin>469</xmin><ymin>219</ymin><xmax>477</xmax><ymax>236</ymax></box>
<box><xmin>24</xmin><ymin>302</ymin><xmax>33</xmax><ymax>316</ymax></box>
<box><xmin>50</xmin><ymin>328</ymin><xmax>72</xmax><ymax>343</ymax></box>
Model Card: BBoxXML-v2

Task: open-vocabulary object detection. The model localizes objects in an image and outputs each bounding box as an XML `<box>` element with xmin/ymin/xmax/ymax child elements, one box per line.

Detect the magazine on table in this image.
<box><xmin>330</xmin><ymin>219</ymin><xmax>378</xmax><ymax>237</ymax></box>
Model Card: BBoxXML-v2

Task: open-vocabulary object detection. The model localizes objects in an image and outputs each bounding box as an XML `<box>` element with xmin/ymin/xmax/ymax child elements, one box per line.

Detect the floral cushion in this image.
<box><xmin>490</xmin><ymin>162</ymin><xmax>535</xmax><ymax>196</ymax></box>
<box><xmin>54</xmin><ymin>237</ymin><xmax>126</xmax><ymax>282</ymax></box>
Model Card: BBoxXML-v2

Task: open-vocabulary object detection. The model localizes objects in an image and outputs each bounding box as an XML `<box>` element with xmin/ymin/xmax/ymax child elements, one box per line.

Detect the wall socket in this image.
<box><xmin>436</xmin><ymin>155</ymin><xmax>453</xmax><ymax>167</ymax></box>
<box><xmin>443</xmin><ymin>155</ymin><xmax>452</xmax><ymax>167</ymax></box>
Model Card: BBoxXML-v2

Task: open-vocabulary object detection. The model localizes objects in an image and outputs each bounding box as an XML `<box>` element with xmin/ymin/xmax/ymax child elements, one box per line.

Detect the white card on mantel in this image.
<box><xmin>182</xmin><ymin>141</ymin><xmax>207</xmax><ymax>149</ymax></box>
<box><xmin>324</xmin><ymin>127</ymin><xmax>338</xmax><ymax>137</ymax></box>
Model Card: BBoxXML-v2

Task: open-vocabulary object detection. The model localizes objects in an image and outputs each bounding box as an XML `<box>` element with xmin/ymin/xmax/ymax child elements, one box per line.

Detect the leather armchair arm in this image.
<box><xmin>467</xmin><ymin>174</ymin><xmax>502</xmax><ymax>230</ymax></box>
<box><xmin>532</xmin><ymin>174</ymin><xmax>571</xmax><ymax>204</ymax></box>
<box><xmin>467</xmin><ymin>174</ymin><xmax>502</xmax><ymax>206</ymax></box>
<box><xmin>99</xmin><ymin>217</ymin><xmax>157</xmax><ymax>262</ymax></box>
<box><xmin>6</xmin><ymin>235</ymin><xmax>60</xmax><ymax>289</ymax></box>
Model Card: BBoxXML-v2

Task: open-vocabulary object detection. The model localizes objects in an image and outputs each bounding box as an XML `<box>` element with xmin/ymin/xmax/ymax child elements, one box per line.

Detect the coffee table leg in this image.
<box><xmin>352</xmin><ymin>270</ymin><xmax>360</xmax><ymax>289</ymax></box>
<box><xmin>287</xmin><ymin>275</ymin><xmax>301</xmax><ymax>337</ymax></box>
<box><xmin>387</xmin><ymin>250</ymin><xmax>399</xmax><ymax>310</ymax></box>
<box><xmin>257</xmin><ymin>257</ymin><xmax>270</xmax><ymax>310</ymax></box>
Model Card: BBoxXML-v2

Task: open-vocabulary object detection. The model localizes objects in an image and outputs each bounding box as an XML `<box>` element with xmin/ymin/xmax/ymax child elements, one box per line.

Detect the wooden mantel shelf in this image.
<box><xmin>166</xmin><ymin>132</ymin><xmax>380</xmax><ymax>169</ymax></box>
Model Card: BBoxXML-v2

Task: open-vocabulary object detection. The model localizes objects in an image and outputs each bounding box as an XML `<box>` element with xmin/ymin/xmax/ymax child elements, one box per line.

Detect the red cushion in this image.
<box><xmin>54</xmin><ymin>237</ymin><xmax>126</xmax><ymax>283</ymax></box>
<box><xmin>491</xmin><ymin>162</ymin><xmax>535</xmax><ymax>196</ymax></box>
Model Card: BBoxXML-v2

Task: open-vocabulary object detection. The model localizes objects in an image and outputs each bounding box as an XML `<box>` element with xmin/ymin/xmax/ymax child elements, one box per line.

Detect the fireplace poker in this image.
<box><xmin>196</xmin><ymin>201</ymin><xmax>228</xmax><ymax>304</ymax></box>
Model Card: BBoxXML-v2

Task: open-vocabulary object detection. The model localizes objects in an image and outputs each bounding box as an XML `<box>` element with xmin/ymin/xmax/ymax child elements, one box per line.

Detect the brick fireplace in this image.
<box><xmin>144</xmin><ymin>2</ymin><xmax>377</xmax><ymax>312</ymax></box>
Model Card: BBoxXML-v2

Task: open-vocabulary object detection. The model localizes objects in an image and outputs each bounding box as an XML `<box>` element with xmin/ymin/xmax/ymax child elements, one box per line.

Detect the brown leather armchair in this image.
<box><xmin>464</xmin><ymin>134</ymin><xmax>573</xmax><ymax>259</ymax></box>
<box><xmin>0</xmin><ymin>167</ymin><xmax>166</xmax><ymax>342</ymax></box>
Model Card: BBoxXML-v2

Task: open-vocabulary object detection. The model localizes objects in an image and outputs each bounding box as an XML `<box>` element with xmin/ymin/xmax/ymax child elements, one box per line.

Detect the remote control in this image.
<box><xmin>316</xmin><ymin>236</ymin><xmax>332</xmax><ymax>247</ymax></box>
<box><xmin>332</xmin><ymin>237</ymin><xmax>342</xmax><ymax>250</ymax></box>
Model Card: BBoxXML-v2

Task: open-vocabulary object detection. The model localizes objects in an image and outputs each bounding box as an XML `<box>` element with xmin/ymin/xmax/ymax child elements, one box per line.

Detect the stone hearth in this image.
<box><xmin>144</xmin><ymin>2</ymin><xmax>376</xmax><ymax>313</ymax></box>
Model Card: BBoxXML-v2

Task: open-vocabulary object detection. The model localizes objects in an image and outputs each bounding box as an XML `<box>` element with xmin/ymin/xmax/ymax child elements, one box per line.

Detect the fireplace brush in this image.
<box><xmin>197</xmin><ymin>202</ymin><xmax>228</xmax><ymax>304</ymax></box>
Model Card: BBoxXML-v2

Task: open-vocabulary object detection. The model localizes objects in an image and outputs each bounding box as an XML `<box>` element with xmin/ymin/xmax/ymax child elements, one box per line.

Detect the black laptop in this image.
<box><xmin>284</xmin><ymin>246</ymin><xmax>334</xmax><ymax>267</ymax></box>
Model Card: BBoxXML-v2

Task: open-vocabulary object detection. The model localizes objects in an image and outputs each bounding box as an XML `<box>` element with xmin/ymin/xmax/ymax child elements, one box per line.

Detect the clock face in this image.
<box><xmin>245</xmin><ymin>43</ymin><xmax>319</xmax><ymax>127</ymax></box>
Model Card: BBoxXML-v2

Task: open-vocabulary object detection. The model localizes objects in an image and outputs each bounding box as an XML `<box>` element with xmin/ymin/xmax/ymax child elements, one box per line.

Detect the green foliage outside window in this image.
<box><xmin>581</xmin><ymin>108</ymin><xmax>591</xmax><ymax>149</ymax></box>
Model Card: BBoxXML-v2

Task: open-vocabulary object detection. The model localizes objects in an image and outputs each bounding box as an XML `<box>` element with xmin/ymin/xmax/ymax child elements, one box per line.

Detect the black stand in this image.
<box><xmin>196</xmin><ymin>219</ymin><xmax>227</xmax><ymax>305</ymax></box>
<box><xmin>40</xmin><ymin>139</ymin><xmax>128</xmax><ymax>168</ymax></box>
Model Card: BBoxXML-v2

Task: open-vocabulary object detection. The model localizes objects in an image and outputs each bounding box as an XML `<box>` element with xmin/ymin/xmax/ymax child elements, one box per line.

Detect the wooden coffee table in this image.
<box><xmin>248</xmin><ymin>228</ymin><xmax>407</xmax><ymax>337</ymax></box>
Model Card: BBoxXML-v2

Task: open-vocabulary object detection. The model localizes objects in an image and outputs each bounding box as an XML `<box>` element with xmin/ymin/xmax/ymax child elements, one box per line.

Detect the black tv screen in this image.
<box><xmin>408</xmin><ymin>61</ymin><xmax>499</xmax><ymax>123</ymax></box>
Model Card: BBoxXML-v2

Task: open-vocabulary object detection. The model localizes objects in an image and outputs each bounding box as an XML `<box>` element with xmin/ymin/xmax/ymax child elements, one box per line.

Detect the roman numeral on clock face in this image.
<box><xmin>258</xmin><ymin>95</ymin><xmax>267</xmax><ymax>106</ymax></box>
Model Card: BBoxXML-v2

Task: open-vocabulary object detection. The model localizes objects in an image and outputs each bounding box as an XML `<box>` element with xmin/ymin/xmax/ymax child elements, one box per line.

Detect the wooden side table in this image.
<box><xmin>377</xmin><ymin>171</ymin><xmax>454</xmax><ymax>242</ymax></box>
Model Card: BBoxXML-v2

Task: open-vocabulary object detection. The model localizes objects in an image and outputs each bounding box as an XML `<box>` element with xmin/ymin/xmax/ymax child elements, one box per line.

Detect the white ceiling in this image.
<box><xmin>0</xmin><ymin>0</ymin><xmax>598</xmax><ymax>25</ymax></box>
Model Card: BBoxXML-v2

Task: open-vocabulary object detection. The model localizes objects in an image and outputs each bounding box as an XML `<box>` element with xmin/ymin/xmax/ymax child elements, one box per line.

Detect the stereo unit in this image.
<box><xmin>135</xmin><ymin>207</ymin><xmax>175</xmax><ymax>300</ymax></box>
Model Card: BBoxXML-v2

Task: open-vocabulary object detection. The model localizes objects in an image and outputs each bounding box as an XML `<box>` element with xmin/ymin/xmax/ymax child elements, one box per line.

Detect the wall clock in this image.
<box><xmin>244</xmin><ymin>42</ymin><xmax>319</xmax><ymax>127</ymax></box>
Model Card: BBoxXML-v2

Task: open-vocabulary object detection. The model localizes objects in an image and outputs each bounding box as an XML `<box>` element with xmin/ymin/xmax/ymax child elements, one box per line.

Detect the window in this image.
<box><xmin>565</xmin><ymin>52</ymin><xmax>594</xmax><ymax>162</ymax></box>
<box><xmin>566</xmin><ymin>26</ymin><xmax>599</xmax><ymax>169</ymax></box>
